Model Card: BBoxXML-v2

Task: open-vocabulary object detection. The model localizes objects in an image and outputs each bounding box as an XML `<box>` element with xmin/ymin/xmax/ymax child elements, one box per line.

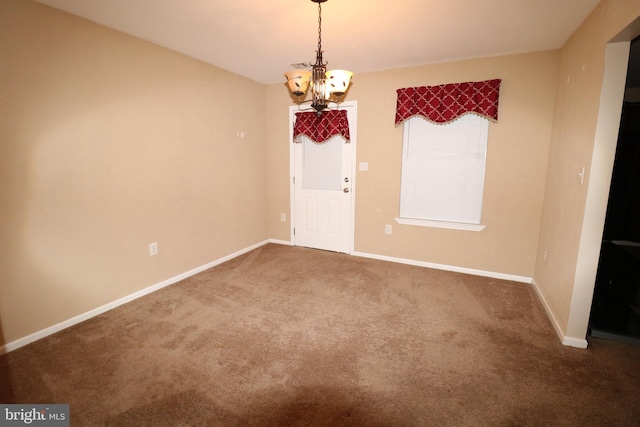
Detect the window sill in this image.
<box><xmin>395</xmin><ymin>217</ymin><xmax>486</xmax><ymax>232</ymax></box>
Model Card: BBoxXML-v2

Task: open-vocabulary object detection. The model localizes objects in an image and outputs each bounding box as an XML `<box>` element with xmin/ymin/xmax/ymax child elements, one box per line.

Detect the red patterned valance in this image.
<box><xmin>293</xmin><ymin>110</ymin><xmax>350</xmax><ymax>144</ymax></box>
<box><xmin>395</xmin><ymin>79</ymin><xmax>501</xmax><ymax>126</ymax></box>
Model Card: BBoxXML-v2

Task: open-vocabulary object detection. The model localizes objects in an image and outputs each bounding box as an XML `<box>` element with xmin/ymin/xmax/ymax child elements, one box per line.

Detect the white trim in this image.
<box><xmin>289</xmin><ymin>108</ymin><xmax>296</xmax><ymax>246</ymax></box>
<box><xmin>0</xmin><ymin>240</ymin><xmax>270</xmax><ymax>354</ymax></box>
<box><xmin>395</xmin><ymin>217</ymin><xmax>486</xmax><ymax>231</ymax></box>
<box><xmin>2</xmin><ymin>242</ymin><xmax>589</xmax><ymax>353</ymax></box>
<box><xmin>530</xmin><ymin>279</ymin><xmax>589</xmax><ymax>349</ymax></box>
<box><xmin>352</xmin><ymin>251</ymin><xmax>588</xmax><ymax>348</ymax></box>
<box><xmin>347</xmin><ymin>101</ymin><xmax>358</xmax><ymax>255</ymax></box>
<box><xmin>268</xmin><ymin>238</ymin><xmax>293</xmax><ymax>246</ymax></box>
<box><xmin>567</xmin><ymin>41</ymin><xmax>630</xmax><ymax>341</ymax></box>
<box><xmin>352</xmin><ymin>251</ymin><xmax>531</xmax><ymax>283</ymax></box>
<box><xmin>562</xmin><ymin>336</ymin><xmax>589</xmax><ymax>349</ymax></box>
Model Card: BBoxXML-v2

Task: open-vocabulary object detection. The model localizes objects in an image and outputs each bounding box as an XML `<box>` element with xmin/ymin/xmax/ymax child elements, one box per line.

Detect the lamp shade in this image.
<box><xmin>326</xmin><ymin>70</ymin><xmax>354</xmax><ymax>96</ymax></box>
<box><xmin>285</xmin><ymin>70</ymin><xmax>312</xmax><ymax>96</ymax></box>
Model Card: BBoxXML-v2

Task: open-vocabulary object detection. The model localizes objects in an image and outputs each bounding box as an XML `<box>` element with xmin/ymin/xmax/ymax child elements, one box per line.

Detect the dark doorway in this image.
<box><xmin>589</xmin><ymin>37</ymin><xmax>640</xmax><ymax>344</ymax></box>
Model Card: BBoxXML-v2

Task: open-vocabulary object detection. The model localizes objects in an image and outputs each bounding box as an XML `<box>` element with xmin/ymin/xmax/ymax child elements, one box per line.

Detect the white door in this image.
<box><xmin>290</xmin><ymin>102</ymin><xmax>357</xmax><ymax>254</ymax></box>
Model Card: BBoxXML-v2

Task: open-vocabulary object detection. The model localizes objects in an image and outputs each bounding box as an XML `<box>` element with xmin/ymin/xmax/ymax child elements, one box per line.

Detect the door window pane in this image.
<box><xmin>302</xmin><ymin>136</ymin><xmax>343</xmax><ymax>190</ymax></box>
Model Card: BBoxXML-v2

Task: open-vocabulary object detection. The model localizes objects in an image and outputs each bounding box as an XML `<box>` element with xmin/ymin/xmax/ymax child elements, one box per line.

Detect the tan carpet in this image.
<box><xmin>1</xmin><ymin>244</ymin><xmax>639</xmax><ymax>426</ymax></box>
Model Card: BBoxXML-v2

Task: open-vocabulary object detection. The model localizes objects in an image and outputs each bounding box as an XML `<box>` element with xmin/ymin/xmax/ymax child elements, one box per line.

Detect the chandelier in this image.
<box><xmin>284</xmin><ymin>0</ymin><xmax>353</xmax><ymax>114</ymax></box>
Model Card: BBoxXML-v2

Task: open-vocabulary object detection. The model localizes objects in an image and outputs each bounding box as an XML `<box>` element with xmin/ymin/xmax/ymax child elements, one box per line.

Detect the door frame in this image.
<box><xmin>289</xmin><ymin>101</ymin><xmax>358</xmax><ymax>254</ymax></box>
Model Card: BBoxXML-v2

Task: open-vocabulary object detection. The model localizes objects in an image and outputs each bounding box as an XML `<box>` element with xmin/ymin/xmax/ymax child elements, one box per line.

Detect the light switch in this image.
<box><xmin>359</xmin><ymin>162</ymin><xmax>368</xmax><ymax>172</ymax></box>
<box><xmin>578</xmin><ymin>166</ymin><xmax>586</xmax><ymax>185</ymax></box>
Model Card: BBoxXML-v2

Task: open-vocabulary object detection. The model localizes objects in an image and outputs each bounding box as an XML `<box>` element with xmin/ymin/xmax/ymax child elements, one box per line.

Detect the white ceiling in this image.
<box><xmin>34</xmin><ymin>0</ymin><xmax>601</xmax><ymax>85</ymax></box>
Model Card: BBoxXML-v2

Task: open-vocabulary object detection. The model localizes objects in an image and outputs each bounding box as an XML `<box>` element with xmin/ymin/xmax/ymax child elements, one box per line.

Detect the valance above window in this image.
<box><xmin>293</xmin><ymin>110</ymin><xmax>351</xmax><ymax>144</ymax></box>
<box><xmin>395</xmin><ymin>79</ymin><xmax>501</xmax><ymax>126</ymax></box>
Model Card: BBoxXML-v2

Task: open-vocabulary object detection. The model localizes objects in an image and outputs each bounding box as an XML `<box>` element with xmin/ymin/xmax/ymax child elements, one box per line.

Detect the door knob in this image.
<box><xmin>344</xmin><ymin>177</ymin><xmax>350</xmax><ymax>182</ymax></box>
<box><xmin>343</xmin><ymin>188</ymin><xmax>349</xmax><ymax>193</ymax></box>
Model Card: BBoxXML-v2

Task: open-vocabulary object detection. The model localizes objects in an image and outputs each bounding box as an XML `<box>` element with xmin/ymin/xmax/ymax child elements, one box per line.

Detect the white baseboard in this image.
<box><xmin>530</xmin><ymin>279</ymin><xmax>589</xmax><ymax>349</ymax></box>
<box><xmin>0</xmin><ymin>240</ymin><xmax>270</xmax><ymax>354</ymax></box>
<box><xmin>352</xmin><ymin>251</ymin><xmax>532</xmax><ymax>283</ymax></box>
<box><xmin>354</xmin><ymin>252</ymin><xmax>588</xmax><ymax>349</ymax></box>
<box><xmin>2</xmin><ymin>242</ymin><xmax>588</xmax><ymax>353</ymax></box>
<box><xmin>561</xmin><ymin>336</ymin><xmax>589</xmax><ymax>348</ymax></box>
<box><xmin>268</xmin><ymin>238</ymin><xmax>293</xmax><ymax>246</ymax></box>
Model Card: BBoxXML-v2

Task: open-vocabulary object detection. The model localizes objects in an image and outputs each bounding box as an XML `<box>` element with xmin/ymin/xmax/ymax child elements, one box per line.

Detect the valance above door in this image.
<box><xmin>293</xmin><ymin>110</ymin><xmax>351</xmax><ymax>144</ymax></box>
<box><xmin>395</xmin><ymin>79</ymin><xmax>501</xmax><ymax>125</ymax></box>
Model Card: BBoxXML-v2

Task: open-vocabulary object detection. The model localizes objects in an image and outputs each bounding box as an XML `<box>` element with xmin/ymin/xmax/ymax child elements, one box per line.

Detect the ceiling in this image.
<box><xmin>34</xmin><ymin>0</ymin><xmax>601</xmax><ymax>85</ymax></box>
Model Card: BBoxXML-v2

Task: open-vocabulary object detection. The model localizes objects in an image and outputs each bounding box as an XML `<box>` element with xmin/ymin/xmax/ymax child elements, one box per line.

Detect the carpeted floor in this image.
<box><xmin>1</xmin><ymin>244</ymin><xmax>639</xmax><ymax>426</ymax></box>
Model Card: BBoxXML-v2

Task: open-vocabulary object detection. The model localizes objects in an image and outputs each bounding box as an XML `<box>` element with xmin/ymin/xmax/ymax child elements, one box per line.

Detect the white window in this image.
<box><xmin>397</xmin><ymin>114</ymin><xmax>489</xmax><ymax>231</ymax></box>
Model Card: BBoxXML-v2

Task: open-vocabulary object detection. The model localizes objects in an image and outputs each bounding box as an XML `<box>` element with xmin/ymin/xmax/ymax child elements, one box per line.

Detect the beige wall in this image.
<box><xmin>267</xmin><ymin>51</ymin><xmax>559</xmax><ymax>278</ymax></box>
<box><xmin>0</xmin><ymin>1</ymin><xmax>268</xmax><ymax>346</ymax></box>
<box><xmin>533</xmin><ymin>0</ymin><xmax>640</xmax><ymax>342</ymax></box>
<box><xmin>265</xmin><ymin>84</ymin><xmax>295</xmax><ymax>241</ymax></box>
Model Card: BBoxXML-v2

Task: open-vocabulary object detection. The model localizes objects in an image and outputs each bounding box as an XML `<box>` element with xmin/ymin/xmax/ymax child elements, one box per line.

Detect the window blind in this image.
<box><xmin>399</xmin><ymin>114</ymin><xmax>489</xmax><ymax>224</ymax></box>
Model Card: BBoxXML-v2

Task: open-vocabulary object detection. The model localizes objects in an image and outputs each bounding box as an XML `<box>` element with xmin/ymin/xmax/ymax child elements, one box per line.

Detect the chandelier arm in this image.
<box><xmin>292</xmin><ymin>100</ymin><xmax>342</xmax><ymax>114</ymax></box>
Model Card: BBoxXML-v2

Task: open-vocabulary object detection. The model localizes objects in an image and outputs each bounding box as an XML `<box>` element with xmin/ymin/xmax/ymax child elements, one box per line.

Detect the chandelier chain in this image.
<box><xmin>316</xmin><ymin>1</ymin><xmax>323</xmax><ymax>64</ymax></box>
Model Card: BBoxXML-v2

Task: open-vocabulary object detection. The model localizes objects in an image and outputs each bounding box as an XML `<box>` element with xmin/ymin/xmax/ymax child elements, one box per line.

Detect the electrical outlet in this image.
<box><xmin>543</xmin><ymin>248</ymin><xmax>548</xmax><ymax>262</ymax></box>
<box><xmin>385</xmin><ymin>224</ymin><xmax>392</xmax><ymax>235</ymax></box>
<box><xmin>149</xmin><ymin>242</ymin><xmax>158</xmax><ymax>256</ymax></box>
<box><xmin>280</xmin><ymin>213</ymin><xmax>286</xmax><ymax>222</ymax></box>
